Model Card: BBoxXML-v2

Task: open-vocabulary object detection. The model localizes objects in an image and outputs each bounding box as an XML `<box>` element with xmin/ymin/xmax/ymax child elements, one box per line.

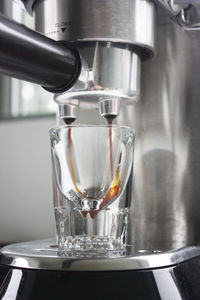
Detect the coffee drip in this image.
<box><xmin>64</xmin><ymin>117</ymin><xmax>121</xmax><ymax>218</ymax></box>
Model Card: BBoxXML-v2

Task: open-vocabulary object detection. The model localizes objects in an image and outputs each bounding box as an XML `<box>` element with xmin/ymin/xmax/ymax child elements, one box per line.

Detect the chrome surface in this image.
<box><xmin>21</xmin><ymin>0</ymin><xmax>35</xmax><ymax>14</ymax></box>
<box><xmin>19</xmin><ymin>0</ymin><xmax>200</xmax><ymax>258</ymax></box>
<box><xmin>0</xmin><ymin>13</ymin><xmax>81</xmax><ymax>93</ymax></box>
<box><xmin>118</xmin><ymin>9</ymin><xmax>200</xmax><ymax>250</ymax></box>
<box><xmin>34</xmin><ymin>0</ymin><xmax>156</xmax><ymax>59</ymax></box>
<box><xmin>59</xmin><ymin>104</ymin><xmax>79</xmax><ymax>121</ymax></box>
<box><xmin>0</xmin><ymin>239</ymin><xmax>200</xmax><ymax>271</ymax></box>
<box><xmin>99</xmin><ymin>99</ymin><xmax>121</xmax><ymax>118</ymax></box>
<box><xmin>33</xmin><ymin>0</ymin><xmax>145</xmax><ymax>104</ymax></box>
<box><xmin>52</xmin><ymin>43</ymin><xmax>141</xmax><ymax>104</ymax></box>
<box><xmin>156</xmin><ymin>0</ymin><xmax>186</xmax><ymax>15</ymax></box>
<box><xmin>0</xmin><ymin>0</ymin><xmax>23</xmax><ymax>119</ymax></box>
<box><xmin>23</xmin><ymin>0</ymin><xmax>193</xmax><ymax>18</ymax></box>
<box><xmin>178</xmin><ymin>3</ymin><xmax>200</xmax><ymax>30</ymax></box>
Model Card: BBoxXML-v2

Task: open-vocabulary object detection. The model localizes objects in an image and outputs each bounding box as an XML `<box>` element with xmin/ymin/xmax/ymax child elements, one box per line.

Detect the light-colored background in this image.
<box><xmin>0</xmin><ymin>109</ymin><xmax>103</xmax><ymax>245</ymax></box>
<box><xmin>0</xmin><ymin>118</ymin><xmax>55</xmax><ymax>244</ymax></box>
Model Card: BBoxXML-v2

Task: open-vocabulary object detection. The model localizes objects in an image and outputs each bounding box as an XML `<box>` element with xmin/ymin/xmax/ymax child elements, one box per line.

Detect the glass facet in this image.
<box><xmin>50</xmin><ymin>125</ymin><xmax>135</xmax><ymax>253</ymax></box>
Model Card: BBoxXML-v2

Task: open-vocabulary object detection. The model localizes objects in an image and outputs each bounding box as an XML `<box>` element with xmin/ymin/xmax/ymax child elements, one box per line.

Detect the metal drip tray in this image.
<box><xmin>1</xmin><ymin>239</ymin><xmax>200</xmax><ymax>271</ymax></box>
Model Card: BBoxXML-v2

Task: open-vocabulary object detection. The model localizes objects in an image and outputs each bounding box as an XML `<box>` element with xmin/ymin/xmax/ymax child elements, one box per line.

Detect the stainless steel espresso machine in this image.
<box><xmin>1</xmin><ymin>0</ymin><xmax>200</xmax><ymax>299</ymax></box>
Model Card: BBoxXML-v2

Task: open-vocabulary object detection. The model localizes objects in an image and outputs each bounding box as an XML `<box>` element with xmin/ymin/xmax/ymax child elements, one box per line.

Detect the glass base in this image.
<box><xmin>55</xmin><ymin>206</ymin><xmax>129</xmax><ymax>254</ymax></box>
<box><xmin>60</xmin><ymin>235</ymin><xmax>125</xmax><ymax>252</ymax></box>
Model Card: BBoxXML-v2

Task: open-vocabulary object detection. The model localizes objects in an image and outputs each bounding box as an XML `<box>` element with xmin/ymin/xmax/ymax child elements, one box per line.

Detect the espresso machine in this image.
<box><xmin>1</xmin><ymin>0</ymin><xmax>200</xmax><ymax>299</ymax></box>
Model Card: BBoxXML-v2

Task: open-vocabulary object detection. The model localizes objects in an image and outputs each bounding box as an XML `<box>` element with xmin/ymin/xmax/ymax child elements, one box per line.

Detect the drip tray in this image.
<box><xmin>0</xmin><ymin>239</ymin><xmax>200</xmax><ymax>271</ymax></box>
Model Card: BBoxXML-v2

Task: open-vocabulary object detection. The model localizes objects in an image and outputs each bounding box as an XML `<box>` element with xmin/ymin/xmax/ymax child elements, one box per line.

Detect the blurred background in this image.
<box><xmin>0</xmin><ymin>0</ymin><xmax>56</xmax><ymax>245</ymax></box>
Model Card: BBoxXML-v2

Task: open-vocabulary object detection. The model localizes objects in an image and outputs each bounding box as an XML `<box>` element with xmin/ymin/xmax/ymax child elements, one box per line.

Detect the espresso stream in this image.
<box><xmin>66</xmin><ymin>121</ymin><xmax>120</xmax><ymax>218</ymax></box>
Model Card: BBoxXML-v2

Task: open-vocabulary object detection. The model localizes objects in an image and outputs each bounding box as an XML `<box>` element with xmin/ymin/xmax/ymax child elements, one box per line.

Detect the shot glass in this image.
<box><xmin>50</xmin><ymin>125</ymin><xmax>135</xmax><ymax>253</ymax></box>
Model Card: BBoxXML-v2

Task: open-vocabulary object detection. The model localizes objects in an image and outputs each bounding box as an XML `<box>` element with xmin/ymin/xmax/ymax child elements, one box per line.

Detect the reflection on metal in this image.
<box><xmin>118</xmin><ymin>9</ymin><xmax>200</xmax><ymax>250</ymax></box>
<box><xmin>156</xmin><ymin>0</ymin><xmax>200</xmax><ymax>31</ymax></box>
<box><xmin>156</xmin><ymin>0</ymin><xmax>185</xmax><ymax>15</ymax></box>
<box><xmin>0</xmin><ymin>0</ymin><xmax>22</xmax><ymax>120</ymax></box>
<box><xmin>153</xmin><ymin>270</ymin><xmax>182</xmax><ymax>300</ymax></box>
<box><xmin>34</xmin><ymin>0</ymin><xmax>156</xmax><ymax>58</ymax></box>
<box><xmin>0</xmin><ymin>239</ymin><xmax>200</xmax><ymax>271</ymax></box>
<box><xmin>0</xmin><ymin>13</ymin><xmax>81</xmax><ymax>93</ymax></box>
<box><xmin>99</xmin><ymin>99</ymin><xmax>121</xmax><ymax>118</ymax></box>
<box><xmin>59</xmin><ymin>103</ymin><xmax>79</xmax><ymax>122</ymax></box>
<box><xmin>178</xmin><ymin>3</ymin><xmax>200</xmax><ymax>30</ymax></box>
<box><xmin>33</xmin><ymin>0</ymin><xmax>154</xmax><ymax>105</ymax></box>
<box><xmin>5</xmin><ymin>0</ymin><xmax>200</xmax><ymax>261</ymax></box>
<box><xmin>1</xmin><ymin>269</ymin><xmax>22</xmax><ymax>300</ymax></box>
<box><xmin>0</xmin><ymin>0</ymin><xmax>56</xmax><ymax>119</ymax></box>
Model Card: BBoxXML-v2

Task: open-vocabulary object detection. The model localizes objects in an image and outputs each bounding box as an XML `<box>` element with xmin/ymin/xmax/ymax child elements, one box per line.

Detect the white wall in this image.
<box><xmin>0</xmin><ymin>117</ymin><xmax>56</xmax><ymax>245</ymax></box>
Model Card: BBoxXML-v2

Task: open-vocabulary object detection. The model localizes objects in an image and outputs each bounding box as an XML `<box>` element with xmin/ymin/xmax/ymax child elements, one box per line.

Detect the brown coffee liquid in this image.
<box><xmin>90</xmin><ymin>164</ymin><xmax>121</xmax><ymax>219</ymax></box>
<box><xmin>90</xmin><ymin>118</ymin><xmax>121</xmax><ymax>218</ymax></box>
<box><xmin>66</xmin><ymin>127</ymin><xmax>90</xmax><ymax>218</ymax></box>
<box><xmin>66</xmin><ymin>119</ymin><xmax>120</xmax><ymax>219</ymax></box>
<box><xmin>67</xmin><ymin>128</ymin><xmax>86</xmax><ymax>198</ymax></box>
<box><xmin>108</xmin><ymin>118</ymin><xmax>114</xmax><ymax>179</ymax></box>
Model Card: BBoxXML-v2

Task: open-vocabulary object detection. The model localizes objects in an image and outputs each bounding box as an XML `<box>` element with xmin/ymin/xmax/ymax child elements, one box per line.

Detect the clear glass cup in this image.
<box><xmin>50</xmin><ymin>125</ymin><xmax>135</xmax><ymax>253</ymax></box>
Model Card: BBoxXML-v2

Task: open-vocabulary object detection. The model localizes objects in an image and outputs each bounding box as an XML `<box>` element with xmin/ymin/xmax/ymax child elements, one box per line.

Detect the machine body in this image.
<box><xmin>1</xmin><ymin>239</ymin><xmax>200</xmax><ymax>299</ymax></box>
<box><xmin>0</xmin><ymin>12</ymin><xmax>81</xmax><ymax>92</ymax></box>
<box><xmin>33</xmin><ymin>0</ymin><xmax>156</xmax><ymax>114</ymax></box>
<box><xmin>1</xmin><ymin>0</ymin><xmax>200</xmax><ymax>298</ymax></box>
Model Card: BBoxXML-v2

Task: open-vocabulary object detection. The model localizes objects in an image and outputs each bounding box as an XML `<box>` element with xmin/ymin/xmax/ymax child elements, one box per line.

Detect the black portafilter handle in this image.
<box><xmin>0</xmin><ymin>13</ymin><xmax>81</xmax><ymax>93</ymax></box>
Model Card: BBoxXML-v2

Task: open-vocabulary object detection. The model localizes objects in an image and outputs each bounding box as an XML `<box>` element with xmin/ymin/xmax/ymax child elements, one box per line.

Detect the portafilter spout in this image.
<box><xmin>0</xmin><ymin>12</ymin><xmax>81</xmax><ymax>93</ymax></box>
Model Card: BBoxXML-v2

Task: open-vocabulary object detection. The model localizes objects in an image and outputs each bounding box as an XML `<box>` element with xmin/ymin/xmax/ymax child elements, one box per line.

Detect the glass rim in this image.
<box><xmin>49</xmin><ymin>124</ymin><xmax>135</xmax><ymax>133</ymax></box>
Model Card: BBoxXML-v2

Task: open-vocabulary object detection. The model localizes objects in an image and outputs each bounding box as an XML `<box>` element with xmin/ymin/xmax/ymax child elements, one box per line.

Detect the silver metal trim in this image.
<box><xmin>59</xmin><ymin>104</ymin><xmax>79</xmax><ymax>120</ymax></box>
<box><xmin>21</xmin><ymin>0</ymin><xmax>35</xmax><ymax>14</ymax></box>
<box><xmin>178</xmin><ymin>4</ymin><xmax>200</xmax><ymax>30</ymax></box>
<box><xmin>1</xmin><ymin>239</ymin><xmax>200</xmax><ymax>271</ymax></box>
<box><xmin>99</xmin><ymin>99</ymin><xmax>121</xmax><ymax>118</ymax></box>
<box><xmin>34</xmin><ymin>0</ymin><xmax>156</xmax><ymax>60</ymax></box>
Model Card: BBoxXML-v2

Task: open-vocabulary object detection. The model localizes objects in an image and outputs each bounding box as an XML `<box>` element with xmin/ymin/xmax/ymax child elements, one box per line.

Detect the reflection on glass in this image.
<box><xmin>50</xmin><ymin>125</ymin><xmax>135</xmax><ymax>254</ymax></box>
